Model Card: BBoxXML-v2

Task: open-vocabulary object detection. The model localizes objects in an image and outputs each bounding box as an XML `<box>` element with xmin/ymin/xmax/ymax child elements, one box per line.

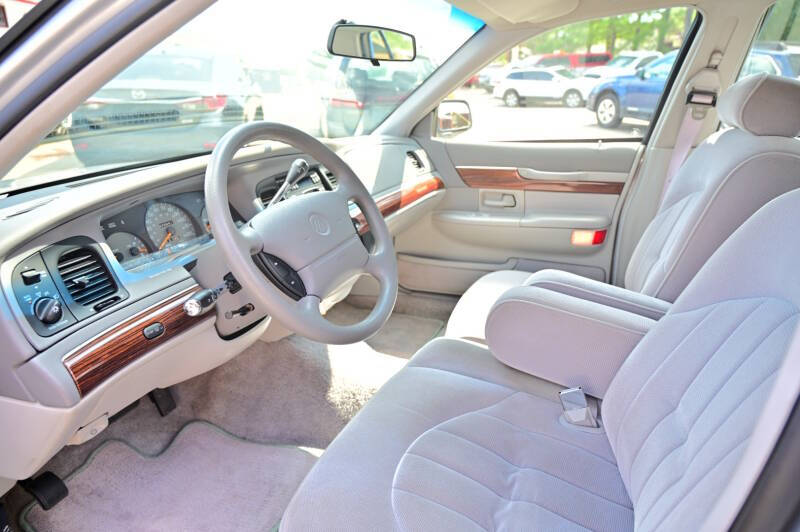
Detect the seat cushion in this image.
<box><xmin>281</xmin><ymin>338</ymin><xmax>633</xmax><ymax>531</ymax></box>
<box><xmin>444</xmin><ymin>270</ymin><xmax>530</xmax><ymax>341</ymax></box>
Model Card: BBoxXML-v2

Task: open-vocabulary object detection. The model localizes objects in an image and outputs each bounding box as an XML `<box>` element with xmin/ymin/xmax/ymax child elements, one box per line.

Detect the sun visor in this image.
<box><xmin>452</xmin><ymin>0</ymin><xmax>580</xmax><ymax>26</ymax></box>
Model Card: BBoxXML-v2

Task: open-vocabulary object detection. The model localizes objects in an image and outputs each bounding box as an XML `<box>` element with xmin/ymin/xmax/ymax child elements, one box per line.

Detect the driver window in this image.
<box><xmin>436</xmin><ymin>7</ymin><xmax>696</xmax><ymax>142</ymax></box>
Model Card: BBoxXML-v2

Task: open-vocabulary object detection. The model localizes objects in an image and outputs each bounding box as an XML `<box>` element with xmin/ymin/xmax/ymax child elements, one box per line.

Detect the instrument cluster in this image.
<box><xmin>100</xmin><ymin>191</ymin><xmax>215</xmax><ymax>270</ymax></box>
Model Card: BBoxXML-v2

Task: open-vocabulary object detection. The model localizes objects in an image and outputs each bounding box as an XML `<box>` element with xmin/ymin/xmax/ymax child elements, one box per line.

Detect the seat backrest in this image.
<box><xmin>624</xmin><ymin>73</ymin><xmax>800</xmax><ymax>302</ymax></box>
<box><xmin>603</xmin><ymin>188</ymin><xmax>800</xmax><ymax>531</ymax></box>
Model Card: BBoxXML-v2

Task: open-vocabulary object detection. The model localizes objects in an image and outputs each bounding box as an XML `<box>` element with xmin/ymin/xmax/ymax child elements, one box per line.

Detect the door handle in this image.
<box><xmin>483</xmin><ymin>194</ymin><xmax>516</xmax><ymax>208</ymax></box>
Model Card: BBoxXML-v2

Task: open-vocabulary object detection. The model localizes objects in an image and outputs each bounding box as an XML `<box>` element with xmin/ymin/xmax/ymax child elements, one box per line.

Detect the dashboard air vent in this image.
<box><xmin>406</xmin><ymin>151</ymin><xmax>424</xmax><ymax>171</ymax></box>
<box><xmin>57</xmin><ymin>247</ymin><xmax>117</xmax><ymax>306</ymax></box>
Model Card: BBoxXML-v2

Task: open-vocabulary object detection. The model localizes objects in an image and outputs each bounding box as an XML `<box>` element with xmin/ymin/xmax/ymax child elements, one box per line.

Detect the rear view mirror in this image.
<box><xmin>437</xmin><ymin>100</ymin><xmax>472</xmax><ymax>135</ymax></box>
<box><xmin>328</xmin><ymin>23</ymin><xmax>416</xmax><ymax>63</ymax></box>
<box><xmin>636</xmin><ymin>67</ymin><xmax>647</xmax><ymax>80</ymax></box>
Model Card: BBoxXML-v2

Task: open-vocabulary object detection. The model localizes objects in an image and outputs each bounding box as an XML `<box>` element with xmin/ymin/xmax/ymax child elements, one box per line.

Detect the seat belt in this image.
<box><xmin>660</xmin><ymin>50</ymin><xmax>723</xmax><ymax>206</ymax></box>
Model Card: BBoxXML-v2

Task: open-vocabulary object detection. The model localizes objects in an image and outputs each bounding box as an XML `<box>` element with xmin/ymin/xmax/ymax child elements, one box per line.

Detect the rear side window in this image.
<box><xmin>738</xmin><ymin>0</ymin><xmax>800</xmax><ymax>80</ymax></box>
<box><xmin>437</xmin><ymin>7</ymin><xmax>697</xmax><ymax>142</ymax></box>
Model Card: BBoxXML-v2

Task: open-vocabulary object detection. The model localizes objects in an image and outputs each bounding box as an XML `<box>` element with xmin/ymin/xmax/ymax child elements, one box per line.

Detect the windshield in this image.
<box><xmin>605</xmin><ymin>55</ymin><xmax>637</xmax><ymax>67</ymax></box>
<box><xmin>3</xmin><ymin>0</ymin><xmax>483</xmax><ymax>193</ymax></box>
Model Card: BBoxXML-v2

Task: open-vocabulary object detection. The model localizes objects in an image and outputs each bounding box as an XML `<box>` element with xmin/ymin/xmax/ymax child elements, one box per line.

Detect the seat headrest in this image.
<box><xmin>717</xmin><ymin>73</ymin><xmax>800</xmax><ymax>137</ymax></box>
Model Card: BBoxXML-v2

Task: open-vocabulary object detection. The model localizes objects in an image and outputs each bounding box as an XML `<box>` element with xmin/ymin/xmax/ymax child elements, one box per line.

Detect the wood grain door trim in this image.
<box><xmin>456</xmin><ymin>166</ymin><xmax>624</xmax><ymax>195</ymax></box>
<box><xmin>353</xmin><ymin>176</ymin><xmax>444</xmax><ymax>235</ymax></box>
<box><xmin>63</xmin><ymin>285</ymin><xmax>210</xmax><ymax>397</ymax></box>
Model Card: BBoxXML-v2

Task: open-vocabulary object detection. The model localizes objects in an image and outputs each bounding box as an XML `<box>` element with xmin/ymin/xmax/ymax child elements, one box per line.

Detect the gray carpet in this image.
<box><xmin>177</xmin><ymin>334</ymin><xmax>407</xmax><ymax>448</ymax></box>
<box><xmin>22</xmin><ymin>422</ymin><xmax>319</xmax><ymax>532</ymax></box>
<box><xmin>325</xmin><ymin>301</ymin><xmax>445</xmax><ymax>358</ymax></box>
<box><xmin>8</xmin><ymin>294</ymin><xmax>452</xmax><ymax>529</ymax></box>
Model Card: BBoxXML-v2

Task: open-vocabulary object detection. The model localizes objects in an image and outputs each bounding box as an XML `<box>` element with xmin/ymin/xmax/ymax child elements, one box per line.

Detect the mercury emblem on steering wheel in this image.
<box><xmin>308</xmin><ymin>213</ymin><xmax>331</xmax><ymax>236</ymax></box>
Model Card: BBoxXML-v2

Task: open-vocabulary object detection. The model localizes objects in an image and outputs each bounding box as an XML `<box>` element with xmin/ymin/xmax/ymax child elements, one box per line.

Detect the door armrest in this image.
<box><xmin>524</xmin><ymin>269</ymin><xmax>671</xmax><ymax>320</ymax></box>
<box><xmin>486</xmin><ymin>285</ymin><xmax>655</xmax><ymax>398</ymax></box>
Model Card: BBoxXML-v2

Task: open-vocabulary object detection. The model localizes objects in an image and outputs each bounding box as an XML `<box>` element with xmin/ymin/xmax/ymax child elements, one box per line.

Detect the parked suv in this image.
<box><xmin>748</xmin><ymin>42</ymin><xmax>800</xmax><ymax>77</ymax></box>
<box><xmin>586</xmin><ymin>50</ymin><xmax>677</xmax><ymax>128</ymax></box>
<box><xmin>493</xmin><ymin>66</ymin><xmax>599</xmax><ymax>107</ymax></box>
<box><xmin>535</xmin><ymin>52</ymin><xmax>612</xmax><ymax>71</ymax></box>
<box><xmin>582</xmin><ymin>50</ymin><xmax>662</xmax><ymax>78</ymax></box>
<box><xmin>68</xmin><ymin>47</ymin><xmax>260</xmax><ymax>168</ymax></box>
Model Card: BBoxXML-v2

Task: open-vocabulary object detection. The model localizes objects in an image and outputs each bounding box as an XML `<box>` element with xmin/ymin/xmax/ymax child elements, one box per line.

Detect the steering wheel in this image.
<box><xmin>204</xmin><ymin>122</ymin><xmax>398</xmax><ymax>344</ymax></box>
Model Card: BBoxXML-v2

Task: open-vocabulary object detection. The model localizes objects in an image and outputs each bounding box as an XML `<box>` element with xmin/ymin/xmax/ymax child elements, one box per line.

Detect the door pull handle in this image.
<box><xmin>483</xmin><ymin>194</ymin><xmax>516</xmax><ymax>208</ymax></box>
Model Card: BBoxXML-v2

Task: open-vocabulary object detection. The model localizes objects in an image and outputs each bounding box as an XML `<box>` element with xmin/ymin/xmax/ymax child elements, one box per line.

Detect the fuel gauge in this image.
<box><xmin>107</xmin><ymin>232</ymin><xmax>149</xmax><ymax>263</ymax></box>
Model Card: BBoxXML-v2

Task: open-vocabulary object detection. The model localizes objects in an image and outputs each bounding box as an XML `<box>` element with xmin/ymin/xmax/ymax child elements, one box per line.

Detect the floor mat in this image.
<box><xmin>22</xmin><ymin>422</ymin><xmax>319</xmax><ymax>532</ymax></box>
<box><xmin>325</xmin><ymin>301</ymin><xmax>444</xmax><ymax>357</ymax></box>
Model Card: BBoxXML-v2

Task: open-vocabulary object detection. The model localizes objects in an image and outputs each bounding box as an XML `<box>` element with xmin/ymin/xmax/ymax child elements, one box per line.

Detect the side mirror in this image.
<box><xmin>328</xmin><ymin>23</ymin><xmax>415</xmax><ymax>63</ymax></box>
<box><xmin>437</xmin><ymin>100</ymin><xmax>472</xmax><ymax>135</ymax></box>
<box><xmin>636</xmin><ymin>68</ymin><xmax>647</xmax><ymax>80</ymax></box>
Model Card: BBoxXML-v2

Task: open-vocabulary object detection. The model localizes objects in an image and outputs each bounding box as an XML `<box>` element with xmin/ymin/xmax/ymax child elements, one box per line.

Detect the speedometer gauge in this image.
<box><xmin>107</xmin><ymin>232</ymin><xmax>149</xmax><ymax>263</ymax></box>
<box><xmin>144</xmin><ymin>202</ymin><xmax>197</xmax><ymax>250</ymax></box>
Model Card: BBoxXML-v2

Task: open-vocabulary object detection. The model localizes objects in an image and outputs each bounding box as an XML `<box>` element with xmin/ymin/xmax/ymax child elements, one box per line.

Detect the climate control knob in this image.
<box><xmin>34</xmin><ymin>297</ymin><xmax>63</xmax><ymax>325</ymax></box>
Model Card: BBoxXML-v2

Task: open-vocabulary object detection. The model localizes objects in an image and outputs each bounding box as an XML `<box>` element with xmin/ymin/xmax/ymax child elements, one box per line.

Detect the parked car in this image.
<box><xmin>68</xmin><ymin>47</ymin><xmax>260</xmax><ymax>167</ymax></box>
<box><xmin>582</xmin><ymin>50</ymin><xmax>662</xmax><ymax>78</ymax></box>
<box><xmin>750</xmin><ymin>42</ymin><xmax>800</xmax><ymax>77</ymax></box>
<box><xmin>534</xmin><ymin>52</ymin><xmax>612</xmax><ymax>71</ymax></box>
<box><xmin>463</xmin><ymin>73</ymin><xmax>480</xmax><ymax>87</ymax></box>
<box><xmin>320</xmin><ymin>55</ymin><xmax>436</xmax><ymax>137</ymax></box>
<box><xmin>586</xmin><ymin>50</ymin><xmax>677</xmax><ymax>127</ymax></box>
<box><xmin>492</xmin><ymin>66</ymin><xmax>598</xmax><ymax>107</ymax></box>
<box><xmin>481</xmin><ymin>52</ymin><xmax>613</xmax><ymax>93</ymax></box>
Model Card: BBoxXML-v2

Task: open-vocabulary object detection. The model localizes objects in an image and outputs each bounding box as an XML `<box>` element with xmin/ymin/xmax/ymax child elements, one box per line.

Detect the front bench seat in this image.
<box><xmin>281</xmin><ymin>188</ymin><xmax>800</xmax><ymax>531</ymax></box>
<box><xmin>446</xmin><ymin>73</ymin><xmax>800</xmax><ymax>341</ymax></box>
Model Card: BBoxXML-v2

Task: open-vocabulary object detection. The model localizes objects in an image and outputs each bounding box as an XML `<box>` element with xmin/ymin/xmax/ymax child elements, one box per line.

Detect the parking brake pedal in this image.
<box><xmin>148</xmin><ymin>387</ymin><xmax>176</xmax><ymax>417</ymax></box>
<box><xmin>19</xmin><ymin>472</ymin><xmax>68</xmax><ymax>510</ymax></box>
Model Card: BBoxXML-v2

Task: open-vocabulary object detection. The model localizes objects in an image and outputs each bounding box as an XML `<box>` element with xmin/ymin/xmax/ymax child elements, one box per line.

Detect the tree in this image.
<box><xmin>655</xmin><ymin>8</ymin><xmax>673</xmax><ymax>52</ymax></box>
<box><xmin>780</xmin><ymin>0</ymin><xmax>800</xmax><ymax>41</ymax></box>
<box><xmin>518</xmin><ymin>7</ymin><xmax>692</xmax><ymax>56</ymax></box>
<box><xmin>605</xmin><ymin>17</ymin><xmax>618</xmax><ymax>55</ymax></box>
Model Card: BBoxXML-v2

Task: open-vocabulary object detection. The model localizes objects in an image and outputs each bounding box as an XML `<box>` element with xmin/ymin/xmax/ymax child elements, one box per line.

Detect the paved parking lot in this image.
<box><xmin>450</xmin><ymin>88</ymin><xmax>650</xmax><ymax>142</ymax></box>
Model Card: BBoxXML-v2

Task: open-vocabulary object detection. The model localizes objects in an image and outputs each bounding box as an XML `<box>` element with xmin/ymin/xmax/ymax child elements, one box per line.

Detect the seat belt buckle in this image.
<box><xmin>686</xmin><ymin>89</ymin><xmax>717</xmax><ymax>108</ymax></box>
<box><xmin>559</xmin><ymin>387</ymin><xmax>599</xmax><ymax>428</ymax></box>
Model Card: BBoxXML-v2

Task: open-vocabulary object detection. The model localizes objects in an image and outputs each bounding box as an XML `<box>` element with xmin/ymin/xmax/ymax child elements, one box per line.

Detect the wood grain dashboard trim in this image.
<box><xmin>63</xmin><ymin>285</ymin><xmax>210</xmax><ymax>397</ymax></box>
<box><xmin>353</xmin><ymin>175</ymin><xmax>444</xmax><ymax>235</ymax></box>
<box><xmin>456</xmin><ymin>166</ymin><xmax>624</xmax><ymax>195</ymax></box>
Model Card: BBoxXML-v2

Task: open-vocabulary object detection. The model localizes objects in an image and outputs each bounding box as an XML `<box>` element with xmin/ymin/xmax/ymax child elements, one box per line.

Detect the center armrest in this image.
<box><xmin>486</xmin><ymin>285</ymin><xmax>655</xmax><ymax>398</ymax></box>
<box><xmin>524</xmin><ymin>269</ymin><xmax>671</xmax><ymax>320</ymax></box>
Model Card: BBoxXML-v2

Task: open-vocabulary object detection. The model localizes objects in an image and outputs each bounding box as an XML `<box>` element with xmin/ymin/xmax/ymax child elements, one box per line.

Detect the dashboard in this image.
<box><xmin>0</xmin><ymin>137</ymin><xmax>444</xmax><ymax>489</ymax></box>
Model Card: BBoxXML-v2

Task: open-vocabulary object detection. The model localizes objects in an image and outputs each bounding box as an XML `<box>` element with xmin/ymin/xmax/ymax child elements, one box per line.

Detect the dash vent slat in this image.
<box><xmin>57</xmin><ymin>248</ymin><xmax>117</xmax><ymax>307</ymax></box>
<box><xmin>406</xmin><ymin>151</ymin><xmax>425</xmax><ymax>172</ymax></box>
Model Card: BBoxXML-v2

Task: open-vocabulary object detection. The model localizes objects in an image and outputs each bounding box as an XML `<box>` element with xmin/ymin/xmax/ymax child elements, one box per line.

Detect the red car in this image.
<box><xmin>534</xmin><ymin>52</ymin><xmax>612</xmax><ymax>71</ymax></box>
